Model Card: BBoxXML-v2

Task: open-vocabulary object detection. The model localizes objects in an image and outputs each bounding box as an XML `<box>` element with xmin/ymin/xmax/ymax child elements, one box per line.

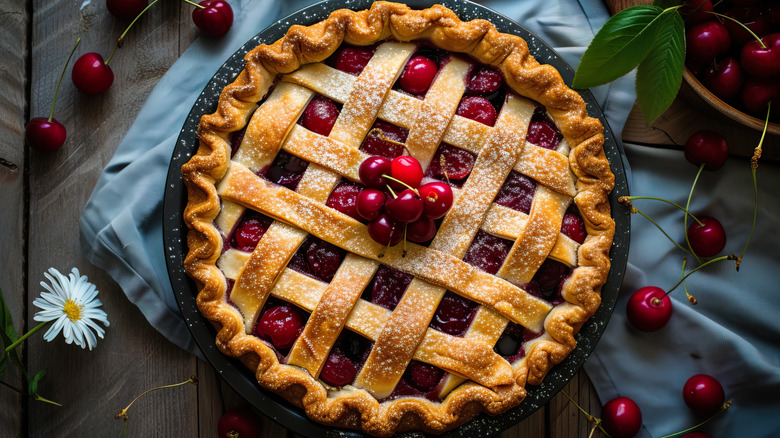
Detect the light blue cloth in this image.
<box><xmin>78</xmin><ymin>0</ymin><xmax>779</xmax><ymax>436</ymax></box>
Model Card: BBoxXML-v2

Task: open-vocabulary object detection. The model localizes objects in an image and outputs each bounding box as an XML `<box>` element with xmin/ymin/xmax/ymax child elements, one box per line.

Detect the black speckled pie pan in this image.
<box><xmin>163</xmin><ymin>0</ymin><xmax>630</xmax><ymax>436</ymax></box>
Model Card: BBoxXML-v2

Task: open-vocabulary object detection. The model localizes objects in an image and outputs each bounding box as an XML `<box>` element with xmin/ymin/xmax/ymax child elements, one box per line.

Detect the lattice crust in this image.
<box><xmin>182</xmin><ymin>2</ymin><xmax>614</xmax><ymax>436</ymax></box>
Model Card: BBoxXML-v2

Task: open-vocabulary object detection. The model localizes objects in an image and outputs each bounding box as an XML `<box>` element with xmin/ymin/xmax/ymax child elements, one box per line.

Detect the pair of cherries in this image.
<box><xmin>358</xmin><ymin>154</ymin><xmax>453</xmax><ymax>247</ymax></box>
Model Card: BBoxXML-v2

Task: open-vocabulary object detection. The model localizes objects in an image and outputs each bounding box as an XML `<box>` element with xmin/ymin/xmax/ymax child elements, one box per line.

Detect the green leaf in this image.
<box><xmin>27</xmin><ymin>369</ymin><xmax>46</xmax><ymax>398</ymax></box>
<box><xmin>653</xmin><ymin>0</ymin><xmax>682</xmax><ymax>9</ymax></box>
<box><xmin>636</xmin><ymin>10</ymin><xmax>685</xmax><ymax>124</ymax></box>
<box><xmin>573</xmin><ymin>5</ymin><xmax>665</xmax><ymax>89</ymax></box>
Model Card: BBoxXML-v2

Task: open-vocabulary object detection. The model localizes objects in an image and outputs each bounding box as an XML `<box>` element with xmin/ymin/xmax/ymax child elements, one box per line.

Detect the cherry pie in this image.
<box><xmin>182</xmin><ymin>2</ymin><xmax>615</xmax><ymax>435</ymax></box>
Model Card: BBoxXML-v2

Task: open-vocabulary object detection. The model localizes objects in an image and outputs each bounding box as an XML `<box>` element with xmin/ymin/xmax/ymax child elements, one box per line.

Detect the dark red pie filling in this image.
<box><xmin>383</xmin><ymin>360</ymin><xmax>445</xmax><ymax>402</ymax></box>
<box><xmin>260</xmin><ymin>150</ymin><xmax>309</xmax><ymax>191</ymax></box>
<box><xmin>527</xmin><ymin>259</ymin><xmax>572</xmax><ymax>306</ymax></box>
<box><xmin>252</xmin><ymin>298</ymin><xmax>309</xmax><ymax>357</ymax></box>
<box><xmin>228</xmin><ymin>210</ymin><xmax>274</xmax><ymax>252</ymax></box>
<box><xmin>462</xmin><ymin>230</ymin><xmax>513</xmax><ymax>275</ymax></box>
<box><xmin>330</xmin><ymin>45</ymin><xmax>375</xmax><ymax>75</ymax></box>
<box><xmin>326</xmin><ymin>180</ymin><xmax>363</xmax><ymax>221</ymax></box>
<box><xmin>494</xmin><ymin>321</ymin><xmax>542</xmax><ymax>363</ymax></box>
<box><xmin>526</xmin><ymin>105</ymin><xmax>562</xmax><ymax>150</ymax></box>
<box><xmin>429</xmin><ymin>291</ymin><xmax>478</xmax><ymax>337</ymax></box>
<box><xmin>287</xmin><ymin>236</ymin><xmax>346</xmax><ymax>283</ymax></box>
<box><xmin>360</xmin><ymin>120</ymin><xmax>408</xmax><ymax>158</ymax></box>
<box><xmin>299</xmin><ymin>95</ymin><xmax>341</xmax><ymax>136</ymax></box>
<box><xmin>494</xmin><ymin>171</ymin><xmax>536</xmax><ymax>214</ymax></box>
<box><xmin>319</xmin><ymin>330</ymin><xmax>372</xmax><ymax>387</ymax></box>
<box><xmin>561</xmin><ymin>204</ymin><xmax>586</xmax><ymax>244</ymax></box>
<box><xmin>363</xmin><ymin>265</ymin><xmax>414</xmax><ymax>311</ymax></box>
<box><xmin>229</xmin><ymin>127</ymin><xmax>246</xmax><ymax>157</ymax></box>
<box><xmin>424</xmin><ymin>144</ymin><xmax>476</xmax><ymax>187</ymax></box>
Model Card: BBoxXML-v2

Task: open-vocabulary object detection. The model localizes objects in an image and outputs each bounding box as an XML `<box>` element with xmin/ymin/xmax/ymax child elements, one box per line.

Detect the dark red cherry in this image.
<box><xmin>368</xmin><ymin>265</ymin><xmax>413</xmax><ymax>310</ymax></box>
<box><xmin>253</xmin><ymin>304</ymin><xmax>304</xmax><ymax>350</ymax></box>
<box><xmin>385</xmin><ymin>189</ymin><xmax>423</xmax><ymax>223</ymax></box>
<box><xmin>741</xmin><ymin>77</ymin><xmax>778</xmax><ymax>116</ymax></box>
<box><xmin>683</xmin><ymin>374</ymin><xmax>725</xmax><ymax>415</ymax></box>
<box><xmin>233</xmin><ymin>218</ymin><xmax>268</xmax><ymax>251</ymax></box>
<box><xmin>456</xmin><ymin>96</ymin><xmax>497</xmax><ymax>126</ymax></box>
<box><xmin>217</xmin><ymin>407</ymin><xmax>261</xmax><ymax>438</ymax></box>
<box><xmin>399</xmin><ymin>56</ymin><xmax>438</xmax><ymax>95</ymax></box>
<box><xmin>561</xmin><ymin>205</ymin><xmax>586</xmax><ymax>244</ymax></box>
<box><xmin>425</xmin><ymin>144</ymin><xmax>476</xmax><ymax>182</ymax></box>
<box><xmin>495</xmin><ymin>171</ymin><xmax>536</xmax><ymax>214</ymax></box>
<box><xmin>360</xmin><ymin>121</ymin><xmax>408</xmax><ymax>158</ymax></box>
<box><xmin>466</xmin><ymin>65</ymin><xmax>502</xmax><ymax>94</ymax></box>
<box><xmin>626</xmin><ymin>286</ymin><xmax>673</xmax><ymax>332</ymax></box>
<box><xmin>25</xmin><ymin>117</ymin><xmax>67</xmax><ymax>152</ymax></box>
<box><xmin>301</xmin><ymin>95</ymin><xmax>339</xmax><ymax>136</ymax></box>
<box><xmin>319</xmin><ymin>349</ymin><xmax>357</xmax><ymax>386</ymax></box>
<box><xmin>532</xmin><ymin>259</ymin><xmax>571</xmax><ymax>301</ymax></box>
<box><xmin>463</xmin><ymin>230</ymin><xmax>513</xmax><ymax>275</ymax></box>
<box><xmin>408</xmin><ymin>361</ymin><xmax>444</xmax><ymax>392</ymax></box>
<box><xmin>602</xmin><ymin>397</ymin><xmax>642</xmax><ymax>438</ymax></box>
<box><xmin>684</xmin><ymin>130</ymin><xmax>728</xmax><ymax>170</ymax></box>
<box><xmin>526</xmin><ymin>118</ymin><xmax>563</xmax><ymax>150</ymax></box>
<box><xmin>430</xmin><ymin>292</ymin><xmax>477</xmax><ymax>336</ymax></box>
<box><xmin>686</xmin><ymin>21</ymin><xmax>731</xmax><ymax>63</ymax></box>
<box><xmin>334</xmin><ymin>47</ymin><xmax>373</xmax><ymax>75</ymax></box>
<box><xmin>359</xmin><ymin>156</ymin><xmax>392</xmax><ymax>189</ymax></box>
<box><xmin>723</xmin><ymin>7</ymin><xmax>770</xmax><ymax>47</ymax></box>
<box><xmin>702</xmin><ymin>57</ymin><xmax>743</xmax><ymax>101</ymax></box>
<box><xmin>192</xmin><ymin>0</ymin><xmax>233</xmax><ymax>37</ymax></box>
<box><xmin>687</xmin><ymin>216</ymin><xmax>727</xmax><ymax>257</ymax></box>
<box><xmin>326</xmin><ymin>181</ymin><xmax>361</xmax><ymax>220</ymax></box>
<box><xmin>356</xmin><ymin>189</ymin><xmax>386</xmax><ymax>221</ymax></box>
<box><xmin>367</xmin><ymin>213</ymin><xmax>403</xmax><ymax>246</ymax></box>
<box><xmin>419</xmin><ymin>182</ymin><xmax>454</xmax><ymax>219</ymax></box>
<box><xmin>407</xmin><ymin>218</ymin><xmax>437</xmax><ymax>243</ymax></box>
<box><xmin>72</xmin><ymin>52</ymin><xmax>114</xmax><ymax>94</ymax></box>
<box><xmin>264</xmin><ymin>150</ymin><xmax>308</xmax><ymax>190</ymax></box>
<box><xmin>683</xmin><ymin>0</ymin><xmax>714</xmax><ymax>26</ymax></box>
<box><xmin>390</xmin><ymin>155</ymin><xmax>423</xmax><ymax>190</ymax></box>
<box><xmin>106</xmin><ymin>0</ymin><xmax>148</xmax><ymax>20</ymax></box>
<box><xmin>741</xmin><ymin>34</ymin><xmax>780</xmax><ymax>78</ymax></box>
<box><xmin>306</xmin><ymin>239</ymin><xmax>343</xmax><ymax>282</ymax></box>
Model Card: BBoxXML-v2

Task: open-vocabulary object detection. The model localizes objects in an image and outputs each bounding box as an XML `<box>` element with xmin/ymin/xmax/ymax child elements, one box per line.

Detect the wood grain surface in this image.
<box><xmin>10</xmin><ymin>0</ymin><xmax>775</xmax><ymax>436</ymax></box>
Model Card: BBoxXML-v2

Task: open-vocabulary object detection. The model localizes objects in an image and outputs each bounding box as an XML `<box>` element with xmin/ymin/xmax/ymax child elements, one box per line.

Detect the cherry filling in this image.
<box><xmin>424</xmin><ymin>144</ymin><xmax>476</xmax><ymax>187</ymax></box>
<box><xmin>528</xmin><ymin>259</ymin><xmax>572</xmax><ymax>305</ymax></box>
<box><xmin>326</xmin><ymin>180</ymin><xmax>363</xmax><ymax>220</ymax></box>
<box><xmin>261</xmin><ymin>150</ymin><xmax>308</xmax><ymax>191</ymax></box>
<box><xmin>299</xmin><ymin>95</ymin><xmax>341</xmax><ymax>136</ymax></box>
<box><xmin>456</xmin><ymin>96</ymin><xmax>497</xmax><ymax>126</ymax></box>
<box><xmin>229</xmin><ymin>210</ymin><xmax>273</xmax><ymax>252</ymax></box>
<box><xmin>494</xmin><ymin>171</ymin><xmax>537</xmax><ymax>214</ymax></box>
<box><xmin>494</xmin><ymin>321</ymin><xmax>542</xmax><ymax>363</ymax></box>
<box><xmin>332</xmin><ymin>46</ymin><xmax>374</xmax><ymax>75</ymax></box>
<box><xmin>462</xmin><ymin>230</ymin><xmax>513</xmax><ymax>275</ymax></box>
<box><xmin>429</xmin><ymin>291</ymin><xmax>478</xmax><ymax>336</ymax></box>
<box><xmin>363</xmin><ymin>265</ymin><xmax>414</xmax><ymax>311</ymax></box>
<box><xmin>360</xmin><ymin>121</ymin><xmax>408</xmax><ymax>158</ymax></box>
<box><xmin>287</xmin><ymin>237</ymin><xmax>346</xmax><ymax>283</ymax></box>
<box><xmin>399</xmin><ymin>55</ymin><xmax>439</xmax><ymax>95</ymax></box>
<box><xmin>466</xmin><ymin>65</ymin><xmax>503</xmax><ymax>95</ymax></box>
<box><xmin>526</xmin><ymin>105</ymin><xmax>562</xmax><ymax>150</ymax></box>
<box><xmin>561</xmin><ymin>204</ymin><xmax>586</xmax><ymax>244</ymax></box>
<box><xmin>229</xmin><ymin>127</ymin><xmax>246</xmax><ymax>157</ymax></box>
<box><xmin>319</xmin><ymin>330</ymin><xmax>372</xmax><ymax>387</ymax></box>
<box><xmin>253</xmin><ymin>299</ymin><xmax>307</xmax><ymax>353</ymax></box>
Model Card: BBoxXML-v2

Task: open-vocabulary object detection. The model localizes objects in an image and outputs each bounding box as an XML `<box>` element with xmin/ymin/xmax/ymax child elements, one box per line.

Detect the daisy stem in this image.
<box><xmin>684</xmin><ymin>164</ymin><xmax>704</xmax><ymax>264</ymax></box>
<box><xmin>0</xmin><ymin>380</ymin><xmax>61</xmax><ymax>406</ymax></box>
<box><xmin>619</xmin><ymin>196</ymin><xmax>703</xmax><ymax>225</ymax></box>
<box><xmin>4</xmin><ymin>321</ymin><xmax>47</xmax><ymax>353</ymax></box>
<box><xmin>33</xmin><ymin>394</ymin><xmax>62</xmax><ymax>407</ymax></box>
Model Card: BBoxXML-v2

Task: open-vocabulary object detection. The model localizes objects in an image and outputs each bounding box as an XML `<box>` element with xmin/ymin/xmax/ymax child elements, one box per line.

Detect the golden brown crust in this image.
<box><xmin>182</xmin><ymin>2</ymin><xmax>615</xmax><ymax>436</ymax></box>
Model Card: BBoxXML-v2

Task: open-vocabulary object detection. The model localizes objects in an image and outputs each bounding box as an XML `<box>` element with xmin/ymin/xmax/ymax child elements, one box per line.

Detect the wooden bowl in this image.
<box><xmin>682</xmin><ymin>67</ymin><xmax>780</xmax><ymax>136</ymax></box>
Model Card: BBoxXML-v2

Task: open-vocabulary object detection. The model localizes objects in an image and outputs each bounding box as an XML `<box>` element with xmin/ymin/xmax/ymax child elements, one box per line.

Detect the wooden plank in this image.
<box><xmin>548</xmin><ymin>369</ymin><xmax>602</xmax><ymax>438</ymax></box>
<box><xmin>26</xmin><ymin>0</ymin><xmax>198</xmax><ymax>436</ymax></box>
<box><xmin>0</xmin><ymin>0</ymin><xmax>29</xmax><ymax>436</ymax></box>
<box><xmin>502</xmin><ymin>405</ymin><xmax>546</xmax><ymax>438</ymax></box>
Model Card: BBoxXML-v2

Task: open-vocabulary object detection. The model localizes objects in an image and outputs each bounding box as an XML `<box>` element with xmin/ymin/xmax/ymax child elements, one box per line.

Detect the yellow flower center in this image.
<box><xmin>63</xmin><ymin>299</ymin><xmax>82</xmax><ymax>322</ymax></box>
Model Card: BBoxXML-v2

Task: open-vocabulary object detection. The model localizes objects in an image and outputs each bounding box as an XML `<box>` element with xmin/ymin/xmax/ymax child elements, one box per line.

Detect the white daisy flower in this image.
<box><xmin>32</xmin><ymin>267</ymin><xmax>110</xmax><ymax>350</ymax></box>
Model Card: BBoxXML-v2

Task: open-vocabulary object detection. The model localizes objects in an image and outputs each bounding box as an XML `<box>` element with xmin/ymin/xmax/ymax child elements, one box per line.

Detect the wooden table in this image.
<box><xmin>2</xmin><ymin>1</ymin><xmax>775</xmax><ymax>437</ymax></box>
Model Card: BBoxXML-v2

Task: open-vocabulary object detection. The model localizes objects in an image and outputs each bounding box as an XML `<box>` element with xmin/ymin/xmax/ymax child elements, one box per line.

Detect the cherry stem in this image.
<box><xmin>738</xmin><ymin>102</ymin><xmax>770</xmax><ymax>269</ymax></box>
<box><xmin>183</xmin><ymin>0</ymin><xmax>206</xmax><ymax>9</ymax></box>
<box><xmin>684</xmin><ymin>164</ymin><xmax>704</xmax><ymax>265</ymax></box>
<box><xmin>680</xmin><ymin>257</ymin><xmax>697</xmax><ymax>304</ymax></box>
<box><xmin>559</xmin><ymin>390</ymin><xmax>610</xmax><ymax>437</ymax></box>
<box><xmin>106</xmin><ymin>0</ymin><xmax>160</xmax><ymax>65</ymax></box>
<box><xmin>657</xmin><ymin>400</ymin><xmax>733</xmax><ymax>438</ymax></box>
<box><xmin>439</xmin><ymin>154</ymin><xmax>451</xmax><ymax>185</ymax></box>
<box><xmin>4</xmin><ymin>321</ymin><xmax>47</xmax><ymax>353</ymax></box>
<box><xmin>115</xmin><ymin>376</ymin><xmax>197</xmax><ymax>421</ymax></box>
<box><xmin>381</xmin><ymin>174</ymin><xmax>419</xmax><ymax>195</ymax></box>
<box><xmin>706</xmin><ymin>11</ymin><xmax>766</xmax><ymax>48</ymax></box>
<box><xmin>619</xmin><ymin>196</ymin><xmax>703</xmax><ymax>226</ymax></box>
<box><xmin>368</xmin><ymin>128</ymin><xmax>410</xmax><ymax>153</ymax></box>
<box><xmin>628</xmin><ymin>204</ymin><xmax>692</xmax><ymax>254</ymax></box>
<box><xmin>48</xmin><ymin>37</ymin><xmax>81</xmax><ymax>122</ymax></box>
<box><xmin>666</xmin><ymin>254</ymin><xmax>737</xmax><ymax>294</ymax></box>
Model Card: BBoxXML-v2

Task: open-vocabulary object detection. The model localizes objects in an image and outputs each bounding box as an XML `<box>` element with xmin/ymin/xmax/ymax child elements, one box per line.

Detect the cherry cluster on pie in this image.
<box><xmin>182</xmin><ymin>2</ymin><xmax>615</xmax><ymax>436</ymax></box>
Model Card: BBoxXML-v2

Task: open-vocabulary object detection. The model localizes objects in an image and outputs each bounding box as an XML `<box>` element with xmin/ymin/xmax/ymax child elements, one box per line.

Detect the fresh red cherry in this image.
<box><xmin>561</xmin><ymin>206</ymin><xmax>586</xmax><ymax>244</ymax></box>
<box><xmin>300</xmin><ymin>95</ymin><xmax>339</xmax><ymax>136</ymax></box>
<box><xmin>408</xmin><ymin>361</ymin><xmax>444</xmax><ymax>392</ymax></box>
<box><xmin>626</xmin><ymin>286</ymin><xmax>672</xmax><ymax>332</ymax></box>
<box><xmin>466</xmin><ymin>65</ymin><xmax>502</xmax><ymax>94</ymax></box>
<box><xmin>680</xmin><ymin>433</ymin><xmax>712</xmax><ymax>438</ymax></box>
<box><xmin>419</xmin><ymin>182</ymin><xmax>453</xmax><ymax>219</ymax></box>
<box><xmin>359</xmin><ymin>156</ymin><xmax>392</xmax><ymax>189</ymax></box>
<box><xmin>367</xmin><ymin>213</ymin><xmax>403</xmax><ymax>246</ymax></box>
<box><xmin>702</xmin><ymin>57</ymin><xmax>743</xmax><ymax>101</ymax></box>
<box><xmin>217</xmin><ymin>407</ymin><xmax>261</xmax><ymax>438</ymax></box>
<box><xmin>741</xmin><ymin>34</ymin><xmax>780</xmax><ymax>78</ymax></box>
<box><xmin>741</xmin><ymin>77</ymin><xmax>778</xmax><ymax>116</ymax></box>
<box><xmin>25</xmin><ymin>118</ymin><xmax>67</xmax><ymax>152</ymax></box>
<box><xmin>684</xmin><ymin>130</ymin><xmax>728</xmax><ymax>170</ymax></box>
<box><xmin>683</xmin><ymin>374</ymin><xmax>725</xmax><ymax>415</ymax></box>
<box><xmin>687</xmin><ymin>216</ymin><xmax>727</xmax><ymax>257</ymax></box>
<box><xmin>407</xmin><ymin>218</ymin><xmax>437</xmax><ymax>243</ymax></box>
<box><xmin>106</xmin><ymin>0</ymin><xmax>148</xmax><ymax>20</ymax></box>
<box><xmin>683</xmin><ymin>0</ymin><xmax>714</xmax><ymax>26</ymax></box>
<box><xmin>253</xmin><ymin>304</ymin><xmax>304</xmax><ymax>350</ymax></box>
<box><xmin>356</xmin><ymin>188</ymin><xmax>386</xmax><ymax>221</ymax></box>
<box><xmin>72</xmin><ymin>52</ymin><xmax>114</xmax><ymax>94</ymax></box>
<box><xmin>723</xmin><ymin>7</ymin><xmax>770</xmax><ymax>47</ymax></box>
<box><xmin>399</xmin><ymin>56</ymin><xmax>438</xmax><ymax>95</ymax></box>
<box><xmin>602</xmin><ymin>397</ymin><xmax>643</xmax><ymax>438</ymax></box>
<box><xmin>456</xmin><ymin>96</ymin><xmax>497</xmax><ymax>126</ymax></box>
<box><xmin>389</xmin><ymin>156</ymin><xmax>423</xmax><ymax>190</ymax></box>
<box><xmin>319</xmin><ymin>349</ymin><xmax>357</xmax><ymax>386</ymax></box>
<box><xmin>192</xmin><ymin>0</ymin><xmax>233</xmax><ymax>37</ymax></box>
<box><xmin>385</xmin><ymin>189</ymin><xmax>423</xmax><ymax>223</ymax></box>
<box><xmin>686</xmin><ymin>21</ymin><xmax>731</xmax><ymax>63</ymax></box>
<box><xmin>334</xmin><ymin>47</ymin><xmax>373</xmax><ymax>75</ymax></box>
